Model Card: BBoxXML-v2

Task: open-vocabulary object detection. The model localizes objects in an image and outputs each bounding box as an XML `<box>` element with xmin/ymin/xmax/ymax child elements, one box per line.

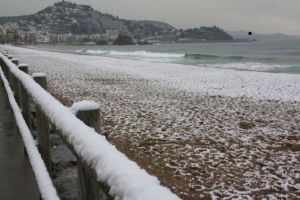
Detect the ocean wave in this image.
<box><xmin>186</xmin><ymin>53</ymin><xmax>254</xmax><ymax>61</ymax></box>
<box><xmin>75</xmin><ymin>50</ymin><xmax>84</xmax><ymax>53</ymax></box>
<box><xmin>285</xmin><ymin>51</ymin><xmax>300</xmax><ymax>56</ymax></box>
<box><xmin>109</xmin><ymin>50</ymin><xmax>185</xmax><ymax>58</ymax></box>
<box><xmin>185</xmin><ymin>53</ymin><xmax>277</xmax><ymax>63</ymax></box>
<box><xmin>85</xmin><ymin>49</ymin><xmax>109</xmax><ymax>54</ymax></box>
<box><xmin>201</xmin><ymin>62</ymin><xmax>290</xmax><ymax>72</ymax></box>
<box><xmin>185</xmin><ymin>53</ymin><xmax>220</xmax><ymax>59</ymax></box>
<box><xmin>74</xmin><ymin>49</ymin><xmax>109</xmax><ymax>54</ymax></box>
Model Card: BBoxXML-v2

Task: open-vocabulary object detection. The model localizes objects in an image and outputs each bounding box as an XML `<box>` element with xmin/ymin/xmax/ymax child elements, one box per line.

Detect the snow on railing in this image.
<box><xmin>0</xmin><ymin>52</ymin><xmax>181</xmax><ymax>200</ymax></box>
<box><xmin>0</xmin><ymin>58</ymin><xmax>60</xmax><ymax>200</ymax></box>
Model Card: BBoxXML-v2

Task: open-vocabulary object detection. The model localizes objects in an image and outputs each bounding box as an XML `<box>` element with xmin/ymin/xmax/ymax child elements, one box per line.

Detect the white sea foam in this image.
<box><xmin>202</xmin><ymin>62</ymin><xmax>289</xmax><ymax>72</ymax></box>
<box><xmin>73</xmin><ymin>49</ymin><xmax>297</xmax><ymax>73</ymax></box>
<box><xmin>77</xmin><ymin>49</ymin><xmax>185</xmax><ymax>58</ymax></box>
<box><xmin>108</xmin><ymin>50</ymin><xmax>185</xmax><ymax>58</ymax></box>
<box><xmin>85</xmin><ymin>49</ymin><xmax>109</xmax><ymax>54</ymax></box>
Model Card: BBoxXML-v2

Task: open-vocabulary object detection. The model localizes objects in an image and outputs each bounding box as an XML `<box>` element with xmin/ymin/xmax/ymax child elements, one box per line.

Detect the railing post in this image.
<box><xmin>0</xmin><ymin>58</ymin><xmax>3</xmax><ymax>73</ymax></box>
<box><xmin>1</xmin><ymin>58</ymin><xmax>8</xmax><ymax>78</ymax></box>
<box><xmin>74</xmin><ymin>101</ymin><xmax>107</xmax><ymax>200</ymax></box>
<box><xmin>33</xmin><ymin>73</ymin><xmax>52</xmax><ymax>177</ymax></box>
<box><xmin>0</xmin><ymin>58</ymin><xmax>3</xmax><ymax>81</ymax></box>
<box><xmin>76</xmin><ymin>105</ymin><xmax>101</xmax><ymax>134</ymax></box>
<box><xmin>11</xmin><ymin>59</ymin><xmax>22</xmax><ymax>106</ymax></box>
<box><xmin>12</xmin><ymin>58</ymin><xmax>19</xmax><ymax>66</ymax></box>
<box><xmin>11</xmin><ymin>58</ymin><xmax>20</xmax><ymax>103</ymax></box>
<box><xmin>19</xmin><ymin>64</ymin><xmax>31</xmax><ymax>130</ymax></box>
<box><xmin>7</xmin><ymin>56</ymin><xmax>14</xmax><ymax>90</ymax></box>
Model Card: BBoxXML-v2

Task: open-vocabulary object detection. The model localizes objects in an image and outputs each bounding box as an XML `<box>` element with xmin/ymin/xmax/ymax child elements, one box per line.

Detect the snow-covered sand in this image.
<box><xmin>2</xmin><ymin>45</ymin><xmax>300</xmax><ymax>199</ymax></box>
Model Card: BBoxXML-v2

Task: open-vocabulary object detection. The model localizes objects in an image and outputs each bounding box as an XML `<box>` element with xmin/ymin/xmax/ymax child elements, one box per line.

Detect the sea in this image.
<box><xmin>33</xmin><ymin>39</ymin><xmax>300</xmax><ymax>74</ymax></box>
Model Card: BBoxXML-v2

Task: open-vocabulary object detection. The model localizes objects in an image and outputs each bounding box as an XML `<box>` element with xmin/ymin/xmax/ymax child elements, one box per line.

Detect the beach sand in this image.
<box><xmin>2</xmin><ymin>45</ymin><xmax>300</xmax><ymax>199</ymax></box>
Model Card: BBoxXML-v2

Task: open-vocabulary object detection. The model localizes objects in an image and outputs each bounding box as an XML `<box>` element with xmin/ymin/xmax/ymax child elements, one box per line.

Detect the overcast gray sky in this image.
<box><xmin>1</xmin><ymin>0</ymin><xmax>300</xmax><ymax>35</ymax></box>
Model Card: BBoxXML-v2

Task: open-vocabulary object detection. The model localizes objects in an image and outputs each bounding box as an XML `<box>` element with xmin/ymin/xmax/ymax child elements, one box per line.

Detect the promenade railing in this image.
<box><xmin>0</xmin><ymin>51</ymin><xmax>180</xmax><ymax>200</ymax></box>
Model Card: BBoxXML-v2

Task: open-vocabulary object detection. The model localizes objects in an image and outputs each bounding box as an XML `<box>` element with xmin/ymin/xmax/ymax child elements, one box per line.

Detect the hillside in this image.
<box><xmin>0</xmin><ymin>1</ymin><xmax>174</xmax><ymax>36</ymax></box>
<box><xmin>0</xmin><ymin>1</ymin><xmax>233</xmax><ymax>43</ymax></box>
<box><xmin>179</xmin><ymin>26</ymin><xmax>233</xmax><ymax>41</ymax></box>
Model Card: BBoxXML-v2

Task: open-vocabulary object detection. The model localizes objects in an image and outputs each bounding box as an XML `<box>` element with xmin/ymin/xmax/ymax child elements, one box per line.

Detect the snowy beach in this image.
<box><xmin>2</xmin><ymin>45</ymin><xmax>300</xmax><ymax>199</ymax></box>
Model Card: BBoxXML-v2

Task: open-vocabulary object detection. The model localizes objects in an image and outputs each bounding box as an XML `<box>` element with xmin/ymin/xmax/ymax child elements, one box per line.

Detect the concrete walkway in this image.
<box><xmin>0</xmin><ymin>81</ymin><xmax>39</xmax><ymax>200</ymax></box>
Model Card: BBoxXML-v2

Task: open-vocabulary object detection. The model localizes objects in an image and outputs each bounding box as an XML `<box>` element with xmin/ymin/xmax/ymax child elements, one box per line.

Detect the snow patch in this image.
<box><xmin>32</xmin><ymin>72</ymin><xmax>47</xmax><ymax>78</ymax></box>
<box><xmin>70</xmin><ymin>100</ymin><xmax>100</xmax><ymax>114</ymax></box>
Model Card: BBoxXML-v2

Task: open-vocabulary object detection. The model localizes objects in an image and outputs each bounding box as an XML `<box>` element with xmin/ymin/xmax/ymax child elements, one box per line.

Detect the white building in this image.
<box><xmin>106</xmin><ymin>29</ymin><xmax>119</xmax><ymax>40</ymax></box>
<box><xmin>36</xmin><ymin>31</ymin><xmax>50</xmax><ymax>43</ymax></box>
<box><xmin>89</xmin><ymin>33</ymin><xmax>102</xmax><ymax>40</ymax></box>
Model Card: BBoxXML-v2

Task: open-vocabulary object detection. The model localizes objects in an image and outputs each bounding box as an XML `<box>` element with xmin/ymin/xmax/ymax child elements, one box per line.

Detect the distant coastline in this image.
<box><xmin>15</xmin><ymin>38</ymin><xmax>255</xmax><ymax>46</ymax></box>
<box><xmin>0</xmin><ymin>1</ymin><xmax>233</xmax><ymax>45</ymax></box>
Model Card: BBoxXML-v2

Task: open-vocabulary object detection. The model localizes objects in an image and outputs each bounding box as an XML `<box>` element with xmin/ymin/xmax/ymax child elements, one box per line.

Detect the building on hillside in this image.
<box><xmin>17</xmin><ymin>30</ymin><xmax>27</xmax><ymax>44</ymax></box>
<box><xmin>25</xmin><ymin>32</ymin><xmax>37</xmax><ymax>44</ymax></box>
<box><xmin>0</xmin><ymin>34</ymin><xmax>4</xmax><ymax>44</ymax></box>
<box><xmin>56</xmin><ymin>34</ymin><xmax>69</xmax><ymax>43</ymax></box>
<box><xmin>106</xmin><ymin>29</ymin><xmax>119</xmax><ymax>40</ymax></box>
<box><xmin>36</xmin><ymin>31</ymin><xmax>50</xmax><ymax>43</ymax></box>
<box><xmin>0</xmin><ymin>26</ymin><xmax>4</xmax><ymax>44</ymax></box>
<box><xmin>5</xmin><ymin>28</ymin><xmax>19</xmax><ymax>43</ymax></box>
<box><xmin>89</xmin><ymin>33</ymin><xmax>102</xmax><ymax>41</ymax></box>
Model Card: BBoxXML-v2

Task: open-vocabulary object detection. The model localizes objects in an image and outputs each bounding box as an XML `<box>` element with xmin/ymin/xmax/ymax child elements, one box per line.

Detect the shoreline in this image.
<box><xmin>8</xmin><ymin>44</ymin><xmax>300</xmax><ymax>103</ymax></box>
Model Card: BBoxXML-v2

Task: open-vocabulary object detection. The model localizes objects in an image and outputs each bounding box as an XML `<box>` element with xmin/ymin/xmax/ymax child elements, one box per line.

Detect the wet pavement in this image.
<box><xmin>0</xmin><ymin>81</ymin><xmax>39</xmax><ymax>200</ymax></box>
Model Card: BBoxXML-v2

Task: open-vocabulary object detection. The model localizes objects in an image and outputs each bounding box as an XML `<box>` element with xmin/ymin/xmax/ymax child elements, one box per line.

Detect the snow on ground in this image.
<box><xmin>2</xmin><ymin>45</ymin><xmax>300</xmax><ymax>200</ymax></box>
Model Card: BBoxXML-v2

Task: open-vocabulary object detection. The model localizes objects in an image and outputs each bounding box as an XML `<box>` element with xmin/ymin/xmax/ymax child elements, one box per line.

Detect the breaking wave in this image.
<box><xmin>86</xmin><ymin>49</ymin><xmax>109</xmax><ymax>54</ymax></box>
<box><xmin>108</xmin><ymin>50</ymin><xmax>185</xmax><ymax>58</ymax></box>
<box><xmin>201</xmin><ymin>62</ymin><xmax>291</xmax><ymax>72</ymax></box>
<box><xmin>73</xmin><ymin>49</ymin><xmax>298</xmax><ymax>74</ymax></box>
<box><xmin>75</xmin><ymin>49</ymin><xmax>108</xmax><ymax>54</ymax></box>
<box><xmin>185</xmin><ymin>53</ymin><xmax>275</xmax><ymax>62</ymax></box>
<box><xmin>76</xmin><ymin>49</ymin><xmax>185</xmax><ymax>59</ymax></box>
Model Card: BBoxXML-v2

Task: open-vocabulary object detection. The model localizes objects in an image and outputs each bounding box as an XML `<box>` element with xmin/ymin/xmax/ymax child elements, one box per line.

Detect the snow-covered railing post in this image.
<box><xmin>1</xmin><ymin>54</ymin><xmax>9</xmax><ymax>77</ymax></box>
<box><xmin>12</xmin><ymin>58</ymin><xmax>19</xmax><ymax>65</ymax></box>
<box><xmin>14</xmin><ymin>60</ymin><xmax>24</xmax><ymax>106</ymax></box>
<box><xmin>19</xmin><ymin>64</ymin><xmax>31</xmax><ymax>130</ymax></box>
<box><xmin>75</xmin><ymin>101</ymin><xmax>101</xmax><ymax>133</ymax></box>
<box><xmin>0</xmin><ymin>56</ymin><xmax>7</xmax><ymax>83</ymax></box>
<box><xmin>12</xmin><ymin>58</ymin><xmax>21</xmax><ymax>104</ymax></box>
<box><xmin>0</xmin><ymin>55</ymin><xmax>3</xmax><ymax>69</ymax></box>
<box><xmin>7</xmin><ymin>56</ymin><xmax>14</xmax><ymax>91</ymax></box>
<box><xmin>72</xmin><ymin>101</ymin><xmax>111</xmax><ymax>200</ymax></box>
<box><xmin>0</xmin><ymin>57</ymin><xmax>5</xmax><ymax>75</ymax></box>
<box><xmin>33</xmin><ymin>73</ymin><xmax>52</xmax><ymax>177</ymax></box>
